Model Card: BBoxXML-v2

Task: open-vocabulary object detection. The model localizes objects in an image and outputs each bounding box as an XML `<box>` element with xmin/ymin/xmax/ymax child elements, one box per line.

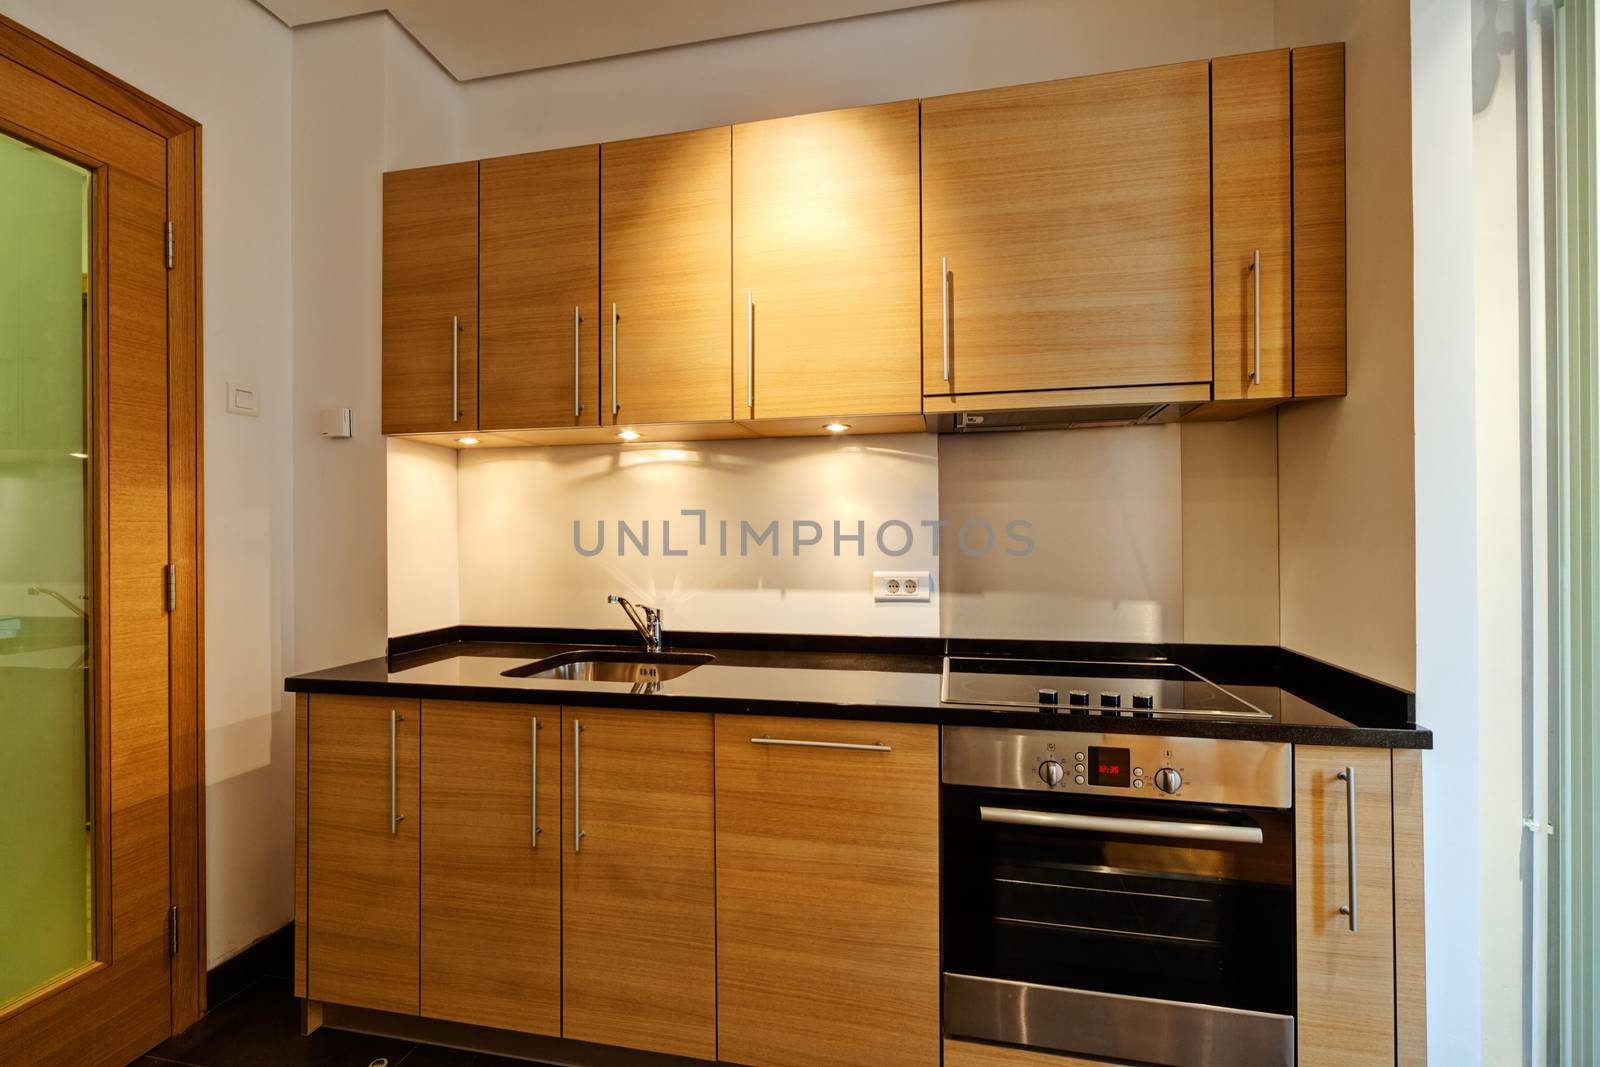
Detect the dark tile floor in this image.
<box><xmin>135</xmin><ymin>973</ymin><xmax>541</xmax><ymax>1067</ymax></box>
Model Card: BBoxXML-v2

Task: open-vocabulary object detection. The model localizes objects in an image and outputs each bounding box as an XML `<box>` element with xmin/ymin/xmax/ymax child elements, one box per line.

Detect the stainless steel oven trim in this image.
<box><xmin>938</xmin><ymin>655</ymin><xmax>1273</xmax><ymax>719</ymax></box>
<box><xmin>944</xmin><ymin>972</ymin><xmax>1294</xmax><ymax>1067</ymax></box>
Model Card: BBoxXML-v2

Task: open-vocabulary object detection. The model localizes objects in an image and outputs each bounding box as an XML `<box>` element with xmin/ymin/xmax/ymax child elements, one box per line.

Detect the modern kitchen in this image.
<box><xmin>0</xmin><ymin>2</ymin><xmax>1588</xmax><ymax>1067</ymax></box>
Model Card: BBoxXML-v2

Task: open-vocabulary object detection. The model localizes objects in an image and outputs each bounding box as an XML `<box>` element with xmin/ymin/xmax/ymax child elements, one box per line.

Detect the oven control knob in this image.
<box><xmin>1039</xmin><ymin>760</ymin><xmax>1065</xmax><ymax>787</ymax></box>
<box><xmin>1153</xmin><ymin>767</ymin><xmax>1183</xmax><ymax>794</ymax></box>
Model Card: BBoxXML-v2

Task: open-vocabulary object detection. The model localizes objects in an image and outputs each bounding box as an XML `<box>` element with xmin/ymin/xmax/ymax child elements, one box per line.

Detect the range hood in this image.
<box><xmin>924</xmin><ymin>386</ymin><xmax>1209</xmax><ymax>433</ymax></box>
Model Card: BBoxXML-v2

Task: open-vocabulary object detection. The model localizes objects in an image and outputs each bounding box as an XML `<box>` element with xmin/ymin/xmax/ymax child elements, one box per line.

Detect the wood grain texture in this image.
<box><xmin>1212</xmin><ymin>49</ymin><xmax>1292</xmax><ymax>400</ymax></box>
<box><xmin>1392</xmin><ymin>749</ymin><xmax>1427</xmax><ymax>1066</ymax></box>
<box><xmin>921</xmin><ymin>61</ymin><xmax>1212</xmax><ymax>396</ymax></box>
<box><xmin>562</xmin><ymin>708</ymin><xmax>715</xmax><ymax>1060</ymax></box>
<box><xmin>944</xmin><ymin>1039</ymin><xmax>1112</xmax><ymax>1067</ymax></box>
<box><xmin>733</xmin><ymin>101</ymin><xmax>921</xmax><ymax>420</ymax></box>
<box><xmin>715</xmin><ymin>716</ymin><xmax>940</xmax><ymax>1067</ymax></box>
<box><xmin>383</xmin><ymin>162</ymin><xmax>479</xmax><ymax>434</ymax></box>
<box><xmin>1295</xmin><ymin>746</ymin><xmax>1395</xmax><ymax>1066</ymax></box>
<box><xmin>601</xmin><ymin>127</ymin><xmax>732</xmax><ymax>425</ymax></box>
<box><xmin>421</xmin><ymin>702</ymin><xmax>561</xmax><ymax>1036</ymax></box>
<box><xmin>479</xmin><ymin>146</ymin><xmax>600</xmax><ymax>430</ymax></box>
<box><xmin>1291</xmin><ymin>43</ymin><xmax>1347</xmax><ymax>397</ymax></box>
<box><xmin>294</xmin><ymin>692</ymin><xmax>308</xmax><ymax>998</ymax></box>
<box><xmin>307</xmin><ymin>696</ymin><xmax>421</xmax><ymax>1015</ymax></box>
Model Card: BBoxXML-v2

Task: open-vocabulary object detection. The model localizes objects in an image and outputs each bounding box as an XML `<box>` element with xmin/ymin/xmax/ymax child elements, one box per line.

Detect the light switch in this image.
<box><xmin>225</xmin><ymin>382</ymin><xmax>258</xmax><ymax>417</ymax></box>
<box><xmin>320</xmin><ymin>408</ymin><xmax>353</xmax><ymax>439</ymax></box>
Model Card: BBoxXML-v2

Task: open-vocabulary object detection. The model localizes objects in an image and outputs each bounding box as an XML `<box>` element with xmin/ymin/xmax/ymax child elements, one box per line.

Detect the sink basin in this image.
<box><xmin>502</xmin><ymin>649</ymin><xmax>714</xmax><ymax>683</ymax></box>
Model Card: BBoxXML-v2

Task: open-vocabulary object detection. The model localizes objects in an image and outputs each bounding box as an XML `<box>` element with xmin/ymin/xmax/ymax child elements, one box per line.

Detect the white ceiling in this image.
<box><xmin>255</xmin><ymin>0</ymin><xmax>948</xmax><ymax>81</ymax></box>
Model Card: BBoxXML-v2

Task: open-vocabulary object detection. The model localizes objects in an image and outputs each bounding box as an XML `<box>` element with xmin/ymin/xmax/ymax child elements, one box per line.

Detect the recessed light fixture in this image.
<box><xmin>617</xmin><ymin>429</ymin><xmax>641</xmax><ymax>441</ymax></box>
<box><xmin>68</xmin><ymin>451</ymin><xmax>89</xmax><ymax>460</ymax></box>
<box><xmin>823</xmin><ymin>422</ymin><xmax>850</xmax><ymax>433</ymax></box>
<box><xmin>456</xmin><ymin>437</ymin><xmax>479</xmax><ymax>446</ymax></box>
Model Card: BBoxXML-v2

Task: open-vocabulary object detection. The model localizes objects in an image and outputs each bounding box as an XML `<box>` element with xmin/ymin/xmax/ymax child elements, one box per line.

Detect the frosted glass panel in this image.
<box><xmin>0</xmin><ymin>130</ymin><xmax>94</xmax><ymax>1008</ymax></box>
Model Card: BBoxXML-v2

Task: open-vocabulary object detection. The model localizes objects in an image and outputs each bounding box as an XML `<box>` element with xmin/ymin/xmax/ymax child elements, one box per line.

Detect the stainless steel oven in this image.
<box><xmin>941</xmin><ymin>726</ymin><xmax>1296</xmax><ymax>1067</ymax></box>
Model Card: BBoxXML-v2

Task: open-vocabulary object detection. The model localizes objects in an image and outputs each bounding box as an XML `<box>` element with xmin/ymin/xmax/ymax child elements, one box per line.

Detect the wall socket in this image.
<box><xmin>873</xmin><ymin>571</ymin><xmax>931</xmax><ymax>602</ymax></box>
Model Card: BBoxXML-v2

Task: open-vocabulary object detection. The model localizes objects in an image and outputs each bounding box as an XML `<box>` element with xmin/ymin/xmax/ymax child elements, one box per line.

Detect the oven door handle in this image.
<box><xmin>977</xmin><ymin>806</ymin><xmax>1264</xmax><ymax>845</ymax></box>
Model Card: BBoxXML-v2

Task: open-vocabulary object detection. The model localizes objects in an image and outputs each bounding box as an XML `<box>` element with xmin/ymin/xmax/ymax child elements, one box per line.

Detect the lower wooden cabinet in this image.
<box><xmin>420</xmin><ymin>701</ymin><xmax>560</xmax><ymax>1036</ymax></box>
<box><xmin>714</xmin><ymin>715</ymin><xmax>941</xmax><ymax>1067</ymax></box>
<box><xmin>306</xmin><ymin>695</ymin><xmax>420</xmax><ymax>1014</ymax></box>
<box><xmin>944</xmin><ymin>1039</ymin><xmax>1112</xmax><ymax>1067</ymax></box>
<box><xmin>561</xmin><ymin>708</ymin><xmax>716</xmax><ymax>1059</ymax></box>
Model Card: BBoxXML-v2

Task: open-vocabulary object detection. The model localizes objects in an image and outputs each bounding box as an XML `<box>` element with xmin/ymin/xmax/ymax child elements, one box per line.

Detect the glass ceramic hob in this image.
<box><xmin>939</xmin><ymin>657</ymin><xmax>1274</xmax><ymax>721</ymax></box>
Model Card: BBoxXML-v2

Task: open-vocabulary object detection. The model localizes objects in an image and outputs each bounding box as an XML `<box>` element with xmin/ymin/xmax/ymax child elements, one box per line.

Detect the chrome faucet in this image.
<box><xmin>607</xmin><ymin>594</ymin><xmax>662</xmax><ymax>653</ymax></box>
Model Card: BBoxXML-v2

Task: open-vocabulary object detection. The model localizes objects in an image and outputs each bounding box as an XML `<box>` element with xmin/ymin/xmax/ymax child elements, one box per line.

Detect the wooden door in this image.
<box><xmin>383</xmin><ymin>161</ymin><xmax>478</xmax><ymax>434</ymax></box>
<box><xmin>562</xmin><ymin>708</ymin><xmax>715</xmax><ymax>1059</ymax></box>
<box><xmin>0</xmin><ymin>16</ymin><xmax>203</xmax><ymax>1062</ymax></box>
<box><xmin>1295</xmin><ymin>747</ymin><xmax>1395</xmax><ymax>1065</ymax></box>
<box><xmin>732</xmin><ymin>102</ymin><xmax>921</xmax><ymax>421</ymax></box>
<box><xmin>715</xmin><ymin>716</ymin><xmax>940</xmax><ymax>1067</ymax></box>
<box><xmin>420</xmin><ymin>701</ymin><xmax>560</xmax><ymax>1036</ymax></box>
<box><xmin>1213</xmin><ymin>49</ymin><xmax>1292</xmax><ymax>400</ymax></box>
<box><xmin>921</xmin><ymin>61</ymin><xmax>1211</xmax><ymax>397</ymax></box>
<box><xmin>1290</xmin><ymin>43</ymin><xmax>1347</xmax><ymax>397</ymax></box>
<box><xmin>600</xmin><ymin>127</ymin><xmax>731</xmax><ymax>426</ymax></box>
<box><xmin>307</xmin><ymin>695</ymin><xmax>420</xmax><ymax>1014</ymax></box>
<box><xmin>479</xmin><ymin>147</ymin><xmax>600</xmax><ymax>430</ymax></box>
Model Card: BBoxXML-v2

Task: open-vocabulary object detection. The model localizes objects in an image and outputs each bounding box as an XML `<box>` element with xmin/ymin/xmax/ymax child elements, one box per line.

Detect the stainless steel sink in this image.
<box><xmin>502</xmin><ymin>649</ymin><xmax>714</xmax><ymax>683</ymax></box>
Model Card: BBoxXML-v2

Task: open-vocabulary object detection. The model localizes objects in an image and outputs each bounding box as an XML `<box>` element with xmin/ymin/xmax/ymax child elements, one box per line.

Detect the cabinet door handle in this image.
<box><xmin>751</xmin><ymin>736</ymin><xmax>891</xmax><ymax>752</ymax></box>
<box><xmin>451</xmin><ymin>315</ymin><xmax>461</xmax><ymax>422</ymax></box>
<box><xmin>1337</xmin><ymin>767</ymin><xmax>1358</xmax><ymax>931</ymax></box>
<box><xmin>573</xmin><ymin>306</ymin><xmax>583</xmax><ymax>418</ymax></box>
<box><xmin>1249</xmin><ymin>249</ymin><xmax>1261</xmax><ymax>386</ymax></box>
<box><xmin>530</xmin><ymin>716</ymin><xmax>542</xmax><ymax>847</ymax></box>
<box><xmin>572</xmin><ymin>720</ymin><xmax>585</xmax><ymax>852</ymax></box>
<box><xmin>610</xmin><ymin>304</ymin><xmax>619</xmax><ymax>416</ymax></box>
<box><xmin>389</xmin><ymin>709</ymin><xmax>405</xmax><ymax>834</ymax></box>
<box><xmin>746</xmin><ymin>290</ymin><xmax>755</xmax><ymax>412</ymax></box>
<box><xmin>940</xmin><ymin>256</ymin><xmax>951</xmax><ymax>383</ymax></box>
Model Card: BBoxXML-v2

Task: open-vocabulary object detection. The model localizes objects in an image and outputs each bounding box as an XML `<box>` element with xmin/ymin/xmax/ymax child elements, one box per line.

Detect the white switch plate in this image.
<box><xmin>873</xmin><ymin>571</ymin><xmax>931</xmax><ymax>602</ymax></box>
<box><xmin>225</xmin><ymin>382</ymin><xmax>259</xmax><ymax>417</ymax></box>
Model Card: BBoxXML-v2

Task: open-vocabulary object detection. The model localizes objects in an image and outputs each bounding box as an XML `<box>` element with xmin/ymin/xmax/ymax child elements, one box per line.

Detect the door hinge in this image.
<box><xmin>164</xmin><ymin>221</ymin><xmax>174</xmax><ymax>270</ymax></box>
<box><xmin>164</xmin><ymin>563</ymin><xmax>177</xmax><ymax>613</ymax></box>
<box><xmin>168</xmin><ymin>905</ymin><xmax>179</xmax><ymax>955</ymax></box>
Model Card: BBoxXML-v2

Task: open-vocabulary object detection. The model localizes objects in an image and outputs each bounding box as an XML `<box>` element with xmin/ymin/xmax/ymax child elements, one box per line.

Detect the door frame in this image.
<box><xmin>0</xmin><ymin>13</ymin><xmax>206</xmax><ymax>1034</ymax></box>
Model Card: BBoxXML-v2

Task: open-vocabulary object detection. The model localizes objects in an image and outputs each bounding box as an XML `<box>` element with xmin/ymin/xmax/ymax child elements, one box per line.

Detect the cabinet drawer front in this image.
<box><xmin>715</xmin><ymin>715</ymin><xmax>940</xmax><ymax>1067</ymax></box>
<box><xmin>921</xmin><ymin>61</ymin><xmax>1212</xmax><ymax>397</ymax></box>
<box><xmin>307</xmin><ymin>695</ymin><xmax>420</xmax><ymax>1014</ymax></box>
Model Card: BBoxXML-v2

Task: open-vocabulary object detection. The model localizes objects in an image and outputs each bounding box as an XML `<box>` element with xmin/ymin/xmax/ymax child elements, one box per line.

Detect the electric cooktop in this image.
<box><xmin>939</xmin><ymin>657</ymin><xmax>1275</xmax><ymax>721</ymax></box>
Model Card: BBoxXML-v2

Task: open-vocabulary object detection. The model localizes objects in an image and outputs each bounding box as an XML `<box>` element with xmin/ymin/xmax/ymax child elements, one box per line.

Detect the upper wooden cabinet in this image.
<box><xmin>383</xmin><ymin>162</ymin><xmax>478</xmax><ymax>434</ymax></box>
<box><xmin>921</xmin><ymin>61</ymin><xmax>1212</xmax><ymax>398</ymax></box>
<box><xmin>420</xmin><ymin>701</ymin><xmax>560</xmax><ymax>1037</ymax></box>
<box><xmin>1291</xmin><ymin>43</ymin><xmax>1348</xmax><ymax>397</ymax></box>
<box><xmin>715</xmin><ymin>716</ymin><xmax>941</xmax><ymax>1067</ymax></box>
<box><xmin>601</xmin><ymin>128</ymin><xmax>732</xmax><ymax>427</ymax></box>
<box><xmin>732</xmin><ymin>102</ymin><xmax>922</xmax><ymax>422</ymax></box>
<box><xmin>561</xmin><ymin>708</ymin><xmax>716</xmax><ymax>1060</ymax></box>
<box><xmin>479</xmin><ymin>147</ymin><xmax>600</xmax><ymax>431</ymax></box>
<box><xmin>306</xmin><ymin>695</ymin><xmax>420</xmax><ymax>1015</ymax></box>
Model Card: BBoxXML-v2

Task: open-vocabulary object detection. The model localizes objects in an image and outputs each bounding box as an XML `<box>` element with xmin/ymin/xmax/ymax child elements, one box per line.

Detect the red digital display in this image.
<box><xmin>1088</xmin><ymin>745</ymin><xmax>1131</xmax><ymax>787</ymax></box>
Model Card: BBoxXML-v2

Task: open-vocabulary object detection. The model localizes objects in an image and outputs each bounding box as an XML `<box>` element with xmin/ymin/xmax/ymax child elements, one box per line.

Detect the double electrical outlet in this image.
<box><xmin>872</xmin><ymin>571</ymin><xmax>931</xmax><ymax>602</ymax></box>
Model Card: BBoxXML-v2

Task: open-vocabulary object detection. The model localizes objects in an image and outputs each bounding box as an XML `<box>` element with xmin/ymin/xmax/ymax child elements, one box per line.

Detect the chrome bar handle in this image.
<box><xmin>751</xmin><ymin>736</ymin><xmax>891</xmax><ymax>752</ymax></box>
<box><xmin>573</xmin><ymin>720</ymin><xmax>585</xmax><ymax>852</ymax></box>
<box><xmin>746</xmin><ymin>290</ymin><xmax>754</xmax><ymax>412</ymax></box>
<box><xmin>940</xmin><ymin>256</ymin><xmax>951</xmax><ymax>382</ymax></box>
<box><xmin>610</xmin><ymin>303</ymin><xmax>619</xmax><ymax>416</ymax></box>
<box><xmin>530</xmin><ymin>716</ymin><xmax>542</xmax><ymax>847</ymax></box>
<box><xmin>389</xmin><ymin>709</ymin><xmax>405</xmax><ymax>834</ymax></box>
<box><xmin>978</xmin><ymin>806</ymin><xmax>1264</xmax><ymax>845</ymax></box>
<box><xmin>1338</xmin><ymin>767</ymin><xmax>1358</xmax><ymax>931</ymax></box>
<box><xmin>1249</xmin><ymin>249</ymin><xmax>1261</xmax><ymax>385</ymax></box>
<box><xmin>451</xmin><ymin>315</ymin><xmax>461</xmax><ymax>421</ymax></box>
<box><xmin>573</xmin><ymin>306</ymin><xmax>583</xmax><ymax>418</ymax></box>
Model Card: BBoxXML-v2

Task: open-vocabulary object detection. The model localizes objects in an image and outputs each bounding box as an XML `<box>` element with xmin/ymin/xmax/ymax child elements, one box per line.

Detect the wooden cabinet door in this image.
<box><xmin>420</xmin><ymin>702</ymin><xmax>560</xmax><ymax>1036</ymax></box>
<box><xmin>600</xmin><ymin>127</ymin><xmax>731</xmax><ymax>426</ymax></box>
<box><xmin>479</xmin><ymin>147</ymin><xmax>600</xmax><ymax>430</ymax></box>
<box><xmin>1213</xmin><ymin>49</ymin><xmax>1292</xmax><ymax>400</ymax></box>
<box><xmin>561</xmin><ymin>709</ymin><xmax>715</xmax><ymax>1059</ymax></box>
<box><xmin>307</xmin><ymin>695</ymin><xmax>420</xmax><ymax>1014</ymax></box>
<box><xmin>732</xmin><ymin>102</ymin><xmax>921</xmax><ymax>421</ymax></box>
<box><xmin>1295</xmin><ymin>747</ymin><xmax>1395</xmax><ymax>1065</ymax></box>
<box><xmin>921</xmin><ymin>61</ymin><xmax>1211</xmax><ymax>397</ymax></box>
<box><xmin>1290</xmin><ymin>43</ymin><xmax>1347</xmax><ymax>398</ymax></box>
<box><xmin>383</xmin><ymin>161</ymin><xmax>478</xmax><ymax>434</ymax></box>
<box><xmin>715</xmin><ymin>716</ymin><xmax>940</xmax><ymax>1067</ymax></box>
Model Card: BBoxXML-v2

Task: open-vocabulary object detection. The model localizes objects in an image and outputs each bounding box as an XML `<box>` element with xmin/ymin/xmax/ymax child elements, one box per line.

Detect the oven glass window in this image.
<box><xmin>1087</xmin><ymin>746</ymin><xmax>1130</xmax><ymax>787</ymax></box>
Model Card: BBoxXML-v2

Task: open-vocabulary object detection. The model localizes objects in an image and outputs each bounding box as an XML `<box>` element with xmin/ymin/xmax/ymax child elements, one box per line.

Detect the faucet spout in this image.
<box><xmin>607</xmin><ymin>594</ymin><xmax>663</xmax><ymax>653</ymax></box>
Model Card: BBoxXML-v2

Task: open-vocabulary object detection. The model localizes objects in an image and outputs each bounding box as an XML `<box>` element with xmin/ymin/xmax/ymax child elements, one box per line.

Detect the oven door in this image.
<box><xmin>942</xmin><ymin>785</ymin><xmax>1296</xmax><ymax>1067</ymax></box>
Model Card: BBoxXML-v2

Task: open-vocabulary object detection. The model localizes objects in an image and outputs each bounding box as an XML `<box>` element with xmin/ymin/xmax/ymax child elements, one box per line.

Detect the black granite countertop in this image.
<box><xmin>285</xmin><ymin>627</ymin><xmax>1430</xmax><ymax>750</ymax></box>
